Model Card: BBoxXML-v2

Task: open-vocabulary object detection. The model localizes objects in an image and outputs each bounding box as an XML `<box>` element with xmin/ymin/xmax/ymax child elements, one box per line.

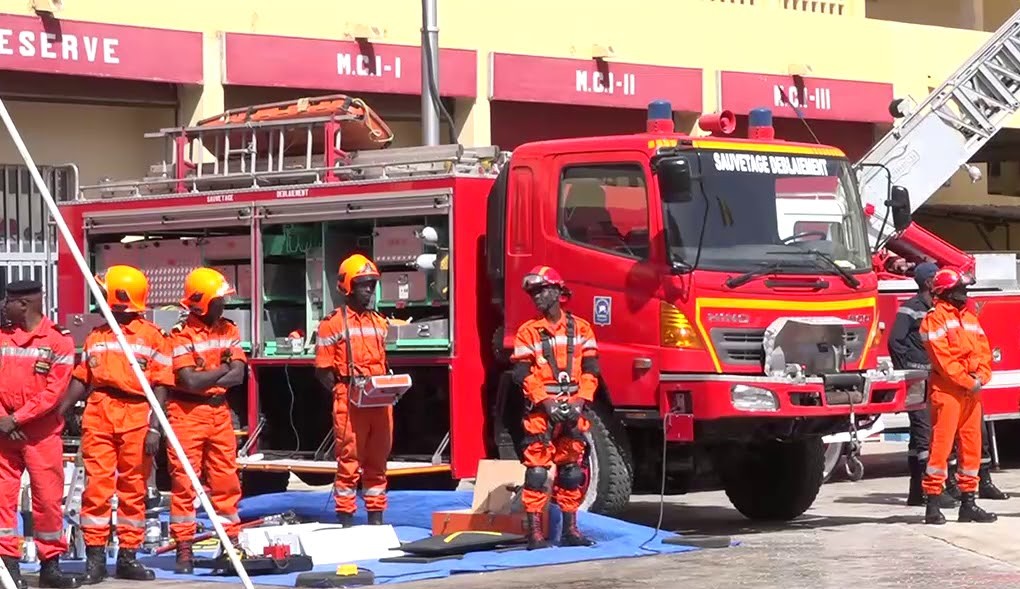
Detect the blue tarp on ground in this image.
<box><xmin>22</xmin><ymin>490</ymin><xmax>702</xmax><ymax>586</ymax></box>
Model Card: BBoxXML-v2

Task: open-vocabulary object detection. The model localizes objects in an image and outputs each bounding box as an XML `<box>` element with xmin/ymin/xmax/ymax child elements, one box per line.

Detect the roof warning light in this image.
<box><xmin>647</xmin><ymin>100</ymin><xmax>674</xmax><ymax>134</ymax></box>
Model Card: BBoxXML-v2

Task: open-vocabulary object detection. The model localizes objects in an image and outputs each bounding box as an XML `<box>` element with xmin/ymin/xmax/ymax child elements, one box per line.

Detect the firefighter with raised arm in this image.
<box><xmin>314</xmin><ymin>254</ymin><xmax>392</xmax><ymax>527</ymax></box>
<box><xmin>167</xmin><ymin>268</ymin><xmax>247</xmax><ymax>574</ymax></box>
<box><xmin>0</xmin><ymin>281</ymin><xmax>81</xmax><ymax>589</ymax></box>
<box><xmin>920</xmin><ymin>267</ymin><xmax>997</xmax><ymax>525</ymax></box>
<box><xmin>511</xmin><ymin>266</ymin><xmax>598</xmax><ymax>550</ymax></box>
<box><xmin>58</xmin><ymin>266</ymin><xmax>173</xmax><ymax>583</ymax></box>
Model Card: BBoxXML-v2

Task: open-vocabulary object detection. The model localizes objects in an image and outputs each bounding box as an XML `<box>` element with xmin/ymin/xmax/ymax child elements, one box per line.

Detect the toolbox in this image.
<box><xmin>350</xmin><ymin>374</ymin><xmax>413</xmax><ymax>408</ymax></box>
<box><xmin>380</xmin><ymin>271</ymin><xmax>427</xmax><ymax>303</ymax></box>
<box><xmin>373</xmin><ymin>225</ymin><xmax>425</xmax><ymax>265</ymax></box>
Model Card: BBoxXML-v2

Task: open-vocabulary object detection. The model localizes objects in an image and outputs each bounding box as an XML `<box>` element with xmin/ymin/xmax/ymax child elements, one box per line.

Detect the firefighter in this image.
<box><xmin>510</xmin><ymin>265</ymin><xmax>598</xmax><ymax>550</ymax></box>
<box><xmin>58</xmin><ymin>265</ymin><xmax>173</xmax><ymax>582</ymax></box>
<box><xmin>314</xmin><ymin>254</ymin><xmax>392</xmax><ymax>527</ymax></box>
<box><xmin>920</xmin><ymin>267</ymin><xmax>997</xmax><ymax>525</ymax></box>
<box><xmin>0</xmin><ymin>280</ymin><xmax>81</xmax><ymax>589</ymax></box>
<box><xmin>888</xmin><ymin>262</ymin><xmax>958</xmax><ymax>509</ymax></box>
<box><xmin>167</xmin><ymin>268</ymin><xmax>247</xmax><ymax>574</ymax></box>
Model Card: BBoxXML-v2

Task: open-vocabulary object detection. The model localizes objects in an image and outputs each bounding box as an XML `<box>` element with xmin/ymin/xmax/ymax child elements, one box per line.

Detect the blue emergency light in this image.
<box><xmin>748</xmin><ymin>107</ymin><xmax>775</xmax><ymax>140</ymax></box>
<box><xmin>647</xmin><ymin>100</ymin><xmax>674</xmax><ymax>134</ymax></box>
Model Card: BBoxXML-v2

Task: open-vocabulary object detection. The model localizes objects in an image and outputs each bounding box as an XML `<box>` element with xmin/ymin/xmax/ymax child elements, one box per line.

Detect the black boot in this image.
<box><xmin>1</xmin><ymin>555</ymin><xmax>27</xmax><ymax>589</ymax></box>
<box><xmin>174</xmin><ymin>541</ymin><xmax>194</xmax><ymax>575</ymax></box>
<box><xmin>367</xmin><ymin>511</ymin><xmax>384</xmax><ymax>525</ymax></box>
<box><xmin>945</xmin><ymin>466</ymin><xmax>962</xmax><ymax>501</ymax></box>
<box><xmin>525</xmin><ymin>512</ymin><xmax>549</xmax><ymax>551</ymax></box>
<box><xmin>979</xmin><ymin>466</ymin><xmax>1010</xmax><ymax>500</ymax></box>
<box><xmin>39</xmin><ymin>556</ymin><xmax>83</xmax><ymax>589</ymax></box>
<box><xmin>906</xmin><ymin>457</ymin><xmax>924</xmax><ymax>506</ymax></box>
<box><xmin>336</xmin><ymin>511</ymin><xmax>354</xmax><ymax>528</ymax></box>
<box><xmin>958</xmin><ymin>492</ymin><xmax>998</xmax><ymax>523</ymax></box>
<box><xmin>114</xmin><ymin>549</ymin><xmax>154</xmax><ymax>581</ymax></box>
<box><xmin>924</xmin><ymin>495</ymin><xmax>947</xmax><ymax>525</ymax></box>
<box><xmin>559</xmin><ymin>511</ymin><xmax>595</xmax><ymax>547</ymax></box>
<box><xmin>81</xmin><ymin>546</ymin><xmax>107</xmax><ymax>585</ymax></box>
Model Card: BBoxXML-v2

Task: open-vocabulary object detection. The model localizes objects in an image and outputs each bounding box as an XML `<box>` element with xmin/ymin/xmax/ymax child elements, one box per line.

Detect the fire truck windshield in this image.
<box><xmin>662</xmin><ymin>150</ymin><xmax>871</xmax><ymax>276</ymax></box>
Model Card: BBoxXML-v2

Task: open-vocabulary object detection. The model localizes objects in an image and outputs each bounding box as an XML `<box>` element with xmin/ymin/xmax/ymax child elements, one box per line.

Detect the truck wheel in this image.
<box><xmin>578</xmin><ymin>407</ymin><xmax>633</xmax><ymax>516</ymax></box>
<box><xmin>716</xmin><ymin>437</ymin><xmax>825</xmax><ymax>521</ymax></box>
<box><xmin>822</xmin><ymin>442</ymin><xmax>845</xmax><ymax>484</ymax></box>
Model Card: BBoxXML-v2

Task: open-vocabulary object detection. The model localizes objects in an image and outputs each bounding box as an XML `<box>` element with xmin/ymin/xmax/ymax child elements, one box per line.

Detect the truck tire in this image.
<box><xmin>716</xmin><ymin>437</ymin><xmax>825</xmax><ymax>521</ymax></box>
<box><xmin>579</xmin><ymin>407</ymin><xmax>633</xmax><ymax>516</ymax></box>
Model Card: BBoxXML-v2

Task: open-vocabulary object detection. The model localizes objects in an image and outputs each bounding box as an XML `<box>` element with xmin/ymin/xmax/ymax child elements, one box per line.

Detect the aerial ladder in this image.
<box><xmin>856</xmin><ymin>8</ymin><xmax>1020</xmax><ymax>274</ymax></box>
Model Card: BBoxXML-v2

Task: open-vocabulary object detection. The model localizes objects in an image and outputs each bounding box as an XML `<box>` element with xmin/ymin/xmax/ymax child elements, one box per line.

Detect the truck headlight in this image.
<box><xmin>731</xmin><ymin>384</ymin><xmax>779</xmax><ymax>412</ymax></box>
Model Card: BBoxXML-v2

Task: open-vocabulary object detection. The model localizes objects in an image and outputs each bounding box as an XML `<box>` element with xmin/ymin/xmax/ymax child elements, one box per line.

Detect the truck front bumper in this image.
<box><xmin>657</xmin><ymin>368</ymin><xmax>927</xmax><ymax>442</ymax></box>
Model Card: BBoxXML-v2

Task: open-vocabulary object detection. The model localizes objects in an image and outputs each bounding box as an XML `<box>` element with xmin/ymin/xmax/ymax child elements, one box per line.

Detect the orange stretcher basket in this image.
<box><xmin>196</xmin><ymin>94</ymin><xmax>395</xmax><ymax>159</ymax></box>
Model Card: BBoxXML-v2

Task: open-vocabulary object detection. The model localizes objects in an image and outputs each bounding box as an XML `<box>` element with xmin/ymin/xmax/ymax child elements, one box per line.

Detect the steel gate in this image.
<box><xmin>0</xmin><ymin>163</ymin><xmax>77</xmax><ymax>317</ymax></box>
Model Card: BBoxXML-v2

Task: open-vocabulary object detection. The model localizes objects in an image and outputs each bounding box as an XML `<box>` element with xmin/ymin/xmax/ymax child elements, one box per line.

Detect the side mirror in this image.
<box><xmin>889</xmin><ymin>185</ymin><xmax>912</xmax><ymax>232</ymax></box>
<box><xmin>656</xmin><ymin>158</ymin><xmax>693</xmax><ymax>203</ymax></box>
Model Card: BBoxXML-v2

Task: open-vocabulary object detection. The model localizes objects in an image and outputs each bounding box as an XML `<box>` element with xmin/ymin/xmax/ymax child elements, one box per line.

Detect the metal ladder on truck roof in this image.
<box><xmin>857</xmin><ymin>7</ymin><xmax>1020</xmax><ymax>250</ymax></box>
<box><xmin>75</xmin><ymin>116</ymin><xmax>507</xmax><ymax>201</ymax></box>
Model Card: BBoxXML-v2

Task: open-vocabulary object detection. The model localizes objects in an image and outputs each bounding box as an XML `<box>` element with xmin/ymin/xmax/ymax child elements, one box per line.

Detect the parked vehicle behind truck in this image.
<box><xmin>51</xmin><ymin>96</ymin><xmax>926</xmax><ymax>521</ymax></box>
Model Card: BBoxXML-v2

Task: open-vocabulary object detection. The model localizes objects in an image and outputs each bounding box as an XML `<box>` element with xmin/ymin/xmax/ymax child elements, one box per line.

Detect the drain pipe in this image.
<box><xmin>421</xmin><ymin>0</ymin><xmax>441</xmax><ymax>146</ymax></box>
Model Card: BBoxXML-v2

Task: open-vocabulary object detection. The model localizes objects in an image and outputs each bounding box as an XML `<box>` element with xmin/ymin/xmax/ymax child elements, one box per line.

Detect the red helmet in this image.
<box><xmin>522</xmin><ymin>265</ymin><xmax>571</xmax><ymax>302</ymax></box>
<box><xmin>931</xmin><ymin>268</ymin><xmax>964</xmax><ymax>294</ymax></box>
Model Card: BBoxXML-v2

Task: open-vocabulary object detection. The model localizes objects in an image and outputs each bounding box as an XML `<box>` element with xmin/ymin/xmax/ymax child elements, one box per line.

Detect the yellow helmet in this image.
<box><xmin>337</xmin><ymin>254</ymin><xmax>380</xmax><ymax>295</ymax></box>
<box><xmin>96</xmin><ymin>265</ymin><xmax>149</xmax><ymax>313</ymax></box>
<box><xmin>181</xmin><ymin>267</ymin><xmax>235</xmax><ymax>315</ymax></box>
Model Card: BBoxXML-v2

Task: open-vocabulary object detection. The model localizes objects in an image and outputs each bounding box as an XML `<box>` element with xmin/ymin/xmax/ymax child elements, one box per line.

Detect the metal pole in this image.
<box><xmin>0</xmin><ymin>98</ymin><xmax>256</xmax><ymax>589</ymax></box>
<box><xmin>421</xmin><ymin>0</ymin><xmax>440</xmax><ymax>146</ymax></box>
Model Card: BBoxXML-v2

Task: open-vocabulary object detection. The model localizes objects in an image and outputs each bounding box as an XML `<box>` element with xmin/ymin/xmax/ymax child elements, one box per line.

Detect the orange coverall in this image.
<box><xmin>315</xmin><ymin>307</ymin><xmax>391</xmax><ymax>514</ymax></box>
<box><xmin>920</xmin><ymin>300</ymin><xmax>992</xmax><ymax>496</ymax></box>
<box><xmin>0</xmin><ymin>318</ymin><xmax>75</xmax><ymax>560</ymax></box>
<box><xmin>167</xmin><ymin>315</ymin><xmax>246</xmax><ymax>542</ymax></box>
<box><xmin>511</xmin><ymin>312</ymin><xmax>598</xmax><ymax>513</ymax></box>
<box><xmin>73</xmin><ymin>317</ymin><xmax>174</xmax><ymax>549</ymax></box>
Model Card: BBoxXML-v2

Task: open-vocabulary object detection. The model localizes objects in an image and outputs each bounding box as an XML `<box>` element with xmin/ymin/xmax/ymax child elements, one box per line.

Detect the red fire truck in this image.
<box><xmin>52</xmin><ymin>94</ymin><xmax>927</xmax><ymax>521</ymax></box>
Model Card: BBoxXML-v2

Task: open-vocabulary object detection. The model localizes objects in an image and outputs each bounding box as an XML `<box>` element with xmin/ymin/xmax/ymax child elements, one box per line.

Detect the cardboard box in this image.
<box><xmin>430</xmin><ymin>460</ymin><xmax>550</xmax><ymax>537</ymax></box>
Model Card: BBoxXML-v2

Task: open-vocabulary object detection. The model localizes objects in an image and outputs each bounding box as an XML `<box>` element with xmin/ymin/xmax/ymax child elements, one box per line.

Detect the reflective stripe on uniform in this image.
<box><xmin>960</xmin><ymin>468</ymin><xmax>979</xmax><ymax>477</ymax></box>
<box><xmin>318</xmin><ymin>326</ymin><xmax>386</xmax><ymax>348</ymax></box>
<box><xmin>981</xmin><ymin>456</ymin><xmax>992</xmax><ymax>465</ymax></box>
<box><xmin>172</xmin><ymin>338</ymin><xmax>239</xmax><ymax>357</ymax></box>
<box><xmin>513</xmin><ymin>335</ymin><xmax>597</xmax><ymax>358</ymax></box>
<box><xmin>544</xmin><ymin>383</ymin><xmax>580</xmax><ymax>393</ymax></box>
<box><xmin>87</xmin><ymin>341</ymin><xmax>171</xmax><ymax>365</ymax></box>
<box><xmin>0</xmin><ymin>346</ymin><xmax>73</xmax><ymax>364</ymax></box>
<box><xmin>0</xmin><ymin>528</ymin><xmax>16</xmax><ymax>537</ymax></box>
<box><xmin>363</xmin><ymin>487</ymin><xmax>387</xmax><ymax>497</ymax></box>
<box><xmin>170</xmin><ymin>515</ymin><xmax>196</xmax><ymax>524</ymax></box>
<box><xmin>920</xmin><ymin>318</ymin><xmax>985</xmax><ymax>341</ymax></box>
<box><xmin>118</xmin><ymin>517</ymin><xmax>145</xmax><ymax>529</ymax></box>
<box><xmin>35</xmin><ymin>530</ymin><xmax>63</xmax><ymax>541</ymax></box>
<box><xmin>80</xmin><ymin>516</ymin><xmax>110</xmax><ymax>526</ymax></box>
<box><xmin>925</xmin><ymin>465</ymin><xmax>947</xmax><ymax>476</ymax></box>
<box><xmin>333</xmin><ymin>487</ymin><xmax>356</xmax><ymax>497</ymax></box>
<box><xmin>225</xmin><ymin>513</ymin><xmax>240</xmax><ymax>523</ymax></box>
<box><xmin>897</xmin><ymin>306</ymin><xmax>926</xmax><ymax>320</ymax></box>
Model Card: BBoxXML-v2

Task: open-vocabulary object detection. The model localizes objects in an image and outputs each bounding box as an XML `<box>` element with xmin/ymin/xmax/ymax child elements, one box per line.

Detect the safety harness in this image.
<box><xmin>523</xmin><ymin>313</ymin><xmax>585</xmax><ymax>446</ymax></box>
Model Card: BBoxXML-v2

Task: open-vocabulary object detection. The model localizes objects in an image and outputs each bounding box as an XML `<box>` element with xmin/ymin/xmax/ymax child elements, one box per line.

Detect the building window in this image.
<box><xmin>558</xmin><ymin>164</ymin><xmax>649</xmax><ymax>259</ymax></box>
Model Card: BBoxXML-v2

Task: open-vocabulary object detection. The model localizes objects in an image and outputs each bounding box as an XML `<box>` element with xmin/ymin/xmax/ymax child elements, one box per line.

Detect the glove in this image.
<box><xmin>540</xmin><ymin>398</ymin><xmax>562</xmax><ymax>422</ymax></box>
<box><xmin>144</xmin><ymin>429</ymin><xmax>162</xmax><ymax>456</ymax></box>
<box><xmin>7</xmin><ymin>429</ymin><xmax>25</xmax><ymax>442</ymax></box>
<box><xmin>564</xmin><ymin>397</ymin><xmax>586</xmax><ymax>422</ymax></box>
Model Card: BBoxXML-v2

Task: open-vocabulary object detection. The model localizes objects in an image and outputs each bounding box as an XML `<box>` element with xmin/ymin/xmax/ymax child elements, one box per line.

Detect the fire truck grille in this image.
<box><xmin>709</xmin><ymin>327</ymin><xmax>869</xmax><ymax>366</ymax></box>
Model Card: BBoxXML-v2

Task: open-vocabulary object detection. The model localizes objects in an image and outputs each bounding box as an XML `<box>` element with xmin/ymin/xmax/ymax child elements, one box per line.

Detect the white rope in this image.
<box><xmin>0</xmin><ymin>98</ymin><xmax>255</xmax><ymax>589</ymax></box>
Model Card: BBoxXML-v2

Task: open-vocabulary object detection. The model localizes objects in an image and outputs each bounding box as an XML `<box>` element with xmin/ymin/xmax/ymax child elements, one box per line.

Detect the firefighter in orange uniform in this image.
<box><xmin>167</xmin><ymin>268</ymin><xmax>247</xmax><ymax>574</ymax></box>
<box><xmin>58</xmin><ymin>266</ymin><xmax>173</xmax><ymax>583</ymax></box>
<box><xmin>511</xmin><ymin>266</ymin><xmax>597</xmax><ymax>550</ymax></box>
<box><xmin>920</xmin><ymin>267</ymin><xmax>997</xmax><ymax>525</ymax></box>
<box><xmin>314</xmin><ymin>254</ymin><xmax>392</xmax><ymax>527</ymax></box>
<box><xmin>0</xmin><ymin>281</ymin><xmax>81</xmax><ymax>589</ymax></box>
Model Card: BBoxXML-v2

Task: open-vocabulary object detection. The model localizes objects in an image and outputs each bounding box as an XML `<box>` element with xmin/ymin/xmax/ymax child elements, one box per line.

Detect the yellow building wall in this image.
<box><xmin>0</xmin><ymin>0</ymin><xmax>1017</xmax><ymax>188</ymax></box>
<box><xmin>0</xmin><ymin>0</ymin><xmax>1007</xmax><ymax>140</ymax></box>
